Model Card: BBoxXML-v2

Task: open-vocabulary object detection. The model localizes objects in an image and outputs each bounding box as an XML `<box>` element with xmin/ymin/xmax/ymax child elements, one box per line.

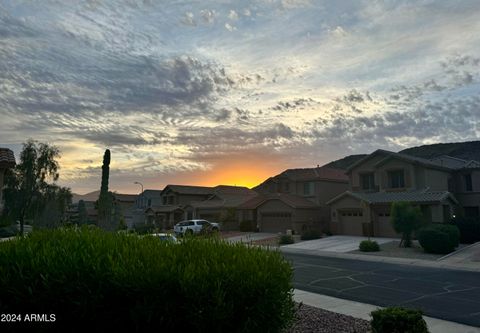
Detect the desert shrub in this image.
<box><xmin>300</xmin><ymin>230</ymin><xmax>321</xmax><ymax>240</ymax></box>
<box><xmin>279</xmin><ymin>235</ymin><xmax>294</xmax><ymax>245</ymax></box>
<box><xmin>239</xmin><ymin>220</ymin><xmax>256</xmax><ymax>232</ymax></box>
<box><xmin>450</xmin><ymin>216</ymin><xmax>480</xmax><ymax>244</ymax></box>
<box><xmin>0</xmin><ymin>227</ymin><xmax>294</xmax><ymax>333</ymax></box>
<box><xmin>359</xmin><ymin>240</ymin><xmax>380</xmax><ymax>252</ymax></box>
<box><xmin>418</xmin><ymin>224</ymin><xmax>460</xmax><ymax>254</ymax></box>
<box><xmin>390</xmin><ymin>202</ymin><xmax>424</xmax><ymax>247</ymax></box>
<box><xmin>371</xmin><ymin>307</ymin><xmax>428</xmax><ymax>333</ymax></box>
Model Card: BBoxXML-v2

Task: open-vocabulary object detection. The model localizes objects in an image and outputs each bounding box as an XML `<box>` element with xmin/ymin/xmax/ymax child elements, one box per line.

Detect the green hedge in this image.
<box><xmin>371</xmin><ymin>307</ymin><xmax>429</xmax><ymax>333</ymax></box>
<box><xmin>418</xmin><ymin>224</ymin><xmax>460</xmax><ymax>254</ymax></box>
<box><xmin>359</xmin><ymin>240</ymin><xmax>380</xmax><ymax>252</ymax></box>
<box><xmin>0</xmin><ymin>227</ymin><xmax>294</xmax><ymax>332</ymax></box>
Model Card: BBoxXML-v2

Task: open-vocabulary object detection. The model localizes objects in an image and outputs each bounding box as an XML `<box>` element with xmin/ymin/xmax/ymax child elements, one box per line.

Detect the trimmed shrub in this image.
<box><xmin>0</xmin><ymin>227</ymin><xmax>294</xmax><ymax>332</ymax></box>
<box><xmin>279</xmin><ymin>235</ymin><xmax>294</xmax><ymax>245</ymax></box>
<box><xmin>450</xmin><ymin>216</ymin><xmax>480</xmax><ymax>244</ymax></box>
<box><xmin>133</xmin><ymin>222</ymin><xmax>156</xmax><ymax>235</ymax></box>
<box><xmin>359</xmin><ymin>240</ymin><xmax>380</xmax><ymax>252</ymax></box>
<box><xmin>300</xmin><ymin>230</ymin><xmax>321</xmax><ymax>240</ymax></box>
<box><xmin>418</xmin><ymin>224</ymin><xmax>460</xmax><ymax>254</ymax></box>
<box><xmin>239</xmin><ymin>220</ymin><xmax>256</xmax><ymax>232</ymax></box>
<box><xmin>371</xmin><ymin>307</ymin><xmax>429</xmax><ymax>333</ymax></box>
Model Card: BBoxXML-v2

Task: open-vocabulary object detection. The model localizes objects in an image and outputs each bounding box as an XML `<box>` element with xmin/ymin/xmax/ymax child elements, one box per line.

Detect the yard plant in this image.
<box><xmin>0</xmin><ymin>227</ymin><xmax>295</xmax><ymax>332</ymax></box>
<box><xmin>418</xmin><ymin>224</ymin><xmax>460</xmax><ymax>254</ymax></box>
<box><xmin>370</xmin><ymin>307</ymin><xmax>429</xmax><ymax>333</ymax></box>
<box><xmin>359</xmin><ymin>239</ymin><xmax>380</xmax><ymax>252</ymax></box>
<box><xmin>450</xmin><ymin>216</ymin><xmax>480</xmax><ymax>244</ymax></box>
<box><xmin>390</xmin><ymin>202</ymin><xmax>424</xmax><ymax>248</ymax></box>
<box><xmin>279</xmin><ymin>234</ymin><xmax>294</xmax><ymax>245</ymax></box>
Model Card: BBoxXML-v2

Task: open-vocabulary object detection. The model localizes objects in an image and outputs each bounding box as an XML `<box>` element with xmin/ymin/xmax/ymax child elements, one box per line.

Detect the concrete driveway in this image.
<box><xmin>225</xmin><ymin>232</ymin><xmax>278</xmax><ymax>244</ymax></box>
<box><xmin>282</xmin><ymin>235</ymin><xmax>396</xmax><ymax>253</ymax></box>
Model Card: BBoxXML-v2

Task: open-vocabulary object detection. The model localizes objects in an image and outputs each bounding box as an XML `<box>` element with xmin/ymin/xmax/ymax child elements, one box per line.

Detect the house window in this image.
<box><xmin>388</xmin><ymin>170</ymin><xmax>405</xmax><ymax>188</ymax></box>
<box><xmin>303</xmin><ymin>182</ymin><xmax>314</xmax><ymax>196</ymax></box>
<box><xmin>162</xmin><ymin>197</ymin><xmax>167</xmax><ymax>205</ymax></box>
<box><xmin>360</xmin><ymin>173</ymin><xmax>375</xmax><ymax>190</ymax></box>
<box><xmin>284</xmin><ymin>182</ymin><xmax>290</xmax><ymax>193</ymax></box>
<box><xmin>147</xmin><ymin>199</ymin><xmax>152</xmax><ymax>207</ymax></box>
<box><xmin>465</xmin><ymin>174</ymin><xmax>473</xmax><ymax>192</ymax></box>
<box><xmin>167</xmin><ymin>196</ymin><xmax>174</xmax><ymax>205</ymax></box>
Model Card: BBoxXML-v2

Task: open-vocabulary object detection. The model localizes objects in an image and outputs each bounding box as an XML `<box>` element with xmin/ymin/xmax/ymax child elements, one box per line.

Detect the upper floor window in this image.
<box><xmin>360</xmin><ymin>173</ymin><xmax>375</xmax><ymax>190</ymax></box>
<box><xmin>465</xmin><ymin>174</ymin><xmax>473</xmax><ymax>191</ymax></box>
<box><xmin>167</xmin><ymin>196</ymin><xmax>174</xmax><ymax>205</ymax></box>
<box><xmin>147</xmin><ymin>199</ymin><xmax>152</xmax><ymax>207</ymax></box>
<box><xmin>284</xmin><ymin>182</ymin><xmax>290</xmax><ymax>193</ymax></box>
<box><xmin>162</xmin><ymin>196</ymin><xmax>167</xmax><ymax>205</ymax></box>
<box><xmin>388</xmin><ymin>170</ymin><xmax>405</xmax><ymax>188</ymax></box>
<box><xmin>303</xmin><ymin>182</ymin><xmax>314</xmax><ymax>196</ymax></box>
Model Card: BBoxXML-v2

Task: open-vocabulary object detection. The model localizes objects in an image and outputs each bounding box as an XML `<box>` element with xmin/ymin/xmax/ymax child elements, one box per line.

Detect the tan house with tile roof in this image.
<box><xmin>0</xmin><ymin>148</ymin><xmax>15</xmax><ymax>214</ymax></box>
<box><xmin>247</xmin><ymin>166</ymin><xmax>349</xmax><ymax>233</ymax></box>
<box><xmin>327</xmin><ymin>149</ymin><xmax>480</xmax><ymax>237</ymax></box>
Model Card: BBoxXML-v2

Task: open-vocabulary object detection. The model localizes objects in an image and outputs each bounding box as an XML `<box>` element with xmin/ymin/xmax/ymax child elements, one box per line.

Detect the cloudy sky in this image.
<box><xmin>1</xmin><ymin>0</ymin><xmax>479</xmax><ymax>194</ymax></box>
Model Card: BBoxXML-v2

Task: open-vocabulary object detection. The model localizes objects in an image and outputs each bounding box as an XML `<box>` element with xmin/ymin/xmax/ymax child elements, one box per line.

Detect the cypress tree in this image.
<box><xmin>98</xmin><ymin>149</ymin><xmax>113</xmax><ymax>230</ymax></box>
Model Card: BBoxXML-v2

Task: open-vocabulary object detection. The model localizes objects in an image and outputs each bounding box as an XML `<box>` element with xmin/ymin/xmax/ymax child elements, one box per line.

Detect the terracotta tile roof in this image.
<box><xmin>239</xmin><ymin>193</ymin><xmax>319</xmax><ymax>209</ymax></box>
<box><xmin>327</xmin><ymin>190</ymin><xmax>458</xmax><ymax>205</ymax></box>
<box><xmin>0</xmin><ymin>148</ymin><xmax>15</xmax><ymax>168</ymax></box>
<box><xmin>279</xmin><ymin>166</ymin><xmax>348</xmax><ymax>182</ymax></box>
<box><xmin>162</xmin><ymin>185</ymin><xmax>214</xmax><ymax>195</ymax></box>
<box><xmin>190</xmin><ymin>187</ymin><xmax>258</xmax><ymax>209</ymax></box>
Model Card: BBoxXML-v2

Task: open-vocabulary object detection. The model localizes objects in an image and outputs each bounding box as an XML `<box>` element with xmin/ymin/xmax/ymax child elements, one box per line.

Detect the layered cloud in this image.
<box><xmin>0</xmin><ymin>0</ymin><xmax>479</xmax><ymax>193</ymax></box>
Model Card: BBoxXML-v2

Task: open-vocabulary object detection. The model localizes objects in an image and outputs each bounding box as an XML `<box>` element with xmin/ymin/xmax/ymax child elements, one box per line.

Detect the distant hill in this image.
<box><xmin>323</xmin><ymin>154</ymin><xmax>367</xmax><ymax>170</ymax></box>
<box><xmin>399</xmin><ymin>141</ymin><xmax>480</xmax><ymax>162</ymax></box>
<box><xmin>72</xmin><ymin>190</ymin><xmax>100</xmax><ymax>204</ymax></box>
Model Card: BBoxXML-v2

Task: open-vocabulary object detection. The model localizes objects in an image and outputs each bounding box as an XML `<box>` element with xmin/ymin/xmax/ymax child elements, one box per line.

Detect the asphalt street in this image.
<box><xmin>283</xmin><ymin>252</ymin><xmax>480</xmax><ymax>327</ymax></box>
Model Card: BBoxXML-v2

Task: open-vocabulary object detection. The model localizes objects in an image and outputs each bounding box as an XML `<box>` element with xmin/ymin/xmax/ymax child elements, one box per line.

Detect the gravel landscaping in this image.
<box><xmin>286</xmin><ymin>303</ymin><xmax>370</xmax><ymax>333</ymax></box>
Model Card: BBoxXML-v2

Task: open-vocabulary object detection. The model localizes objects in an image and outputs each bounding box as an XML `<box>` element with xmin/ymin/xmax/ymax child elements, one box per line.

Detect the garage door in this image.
<box><xmin>376</xmin><ymin>214</ymin><xmax>400</xmax><ymax>238</ymax></box>
<box><xmin>339</xmin><ymin>211</ymin><xmax>364</xmax><ymax>236</ymax></box>
<box><xmin>260</xmin><ymin>212</ymin><xmax>292</xmax><ymax>233</ymax></box>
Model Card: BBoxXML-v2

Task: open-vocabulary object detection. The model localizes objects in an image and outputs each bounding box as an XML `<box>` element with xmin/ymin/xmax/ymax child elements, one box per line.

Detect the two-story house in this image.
<box><xmin>0</xmin><ymin>148</ymin><xmax>15</xmax><ymax>214</ymax></box>
<box><xmin>327</xmin><ymin>149</ymin><xmax>480</xmax><ymax>237</ymax></box>
<box><xmin>239</xmin><ymin>166</ymin><xmax>349</xmax><ymax>234</ymax></box>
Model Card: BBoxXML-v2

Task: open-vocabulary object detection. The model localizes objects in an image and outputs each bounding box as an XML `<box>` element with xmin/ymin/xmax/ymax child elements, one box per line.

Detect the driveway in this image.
<box><xmin>282</xmin><ymin>235</ymin><xmax>396</xmax><ymax>253</ymax></box>
<box><xmin>439</xmin><ymin>242</ymin><xmax>480</xmax><ymax>268</ymax></box>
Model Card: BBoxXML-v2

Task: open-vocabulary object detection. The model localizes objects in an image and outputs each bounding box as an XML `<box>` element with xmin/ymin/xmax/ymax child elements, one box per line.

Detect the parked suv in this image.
<box><xmin>174</xmin><ymin>219</ymin><xmax>219</xmax><ymax>236</ymax></box>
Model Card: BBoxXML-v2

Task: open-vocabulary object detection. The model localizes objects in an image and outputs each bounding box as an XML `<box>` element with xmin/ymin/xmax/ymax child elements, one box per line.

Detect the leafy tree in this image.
<box><xmin>390</xmin><ymin>202</ymin><xmax>424</xmax><ymax>247</ymax></box>
<box><xmin>97</xmin><ymin>149</ymin><xmax>113</xmax><ymax>230</ymax></box>
<box><xmin>78</xmin><ymin>200</ymin><xmax>88</xmax><ymax>225</ymax></box>
<box><xmin>3</xmin><ymin>140</ymin><xmax>71</xmax><ymax>234</ymax></box>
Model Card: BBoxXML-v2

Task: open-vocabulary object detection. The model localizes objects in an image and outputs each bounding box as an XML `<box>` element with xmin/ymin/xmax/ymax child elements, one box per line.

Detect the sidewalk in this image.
<box><xmin>294</xmin><ymin>289</ymin><xmax>480</xmax><ymax>333</ymax></box>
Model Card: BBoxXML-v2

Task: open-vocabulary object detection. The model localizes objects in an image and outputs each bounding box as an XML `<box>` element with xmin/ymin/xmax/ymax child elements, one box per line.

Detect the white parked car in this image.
<box><xmin>151</xmin><ymin>233</ymin><xmax>178</xmax><ymax>243</ymax></box>
<box><xmin>174</xmin><ymin>219</ymin><xmax>219</xmax><ymax>236</ymax></box>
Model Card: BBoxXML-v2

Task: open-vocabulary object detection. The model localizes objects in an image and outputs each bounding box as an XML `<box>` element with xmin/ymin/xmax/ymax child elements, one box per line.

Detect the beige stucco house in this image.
<box><xmin>327</xmin><ymin>149</ymin><xmax>480</xmax><ymax>237</ymax></box>
<box><xmin>243</xmin><ymin>166</ymin><xmax>349</xmax><ymax>233</ymax></box>
<box><xmin>0</xmin><ymin>148</ymin><xmax>15</xmax><ymax>214</ymax></box>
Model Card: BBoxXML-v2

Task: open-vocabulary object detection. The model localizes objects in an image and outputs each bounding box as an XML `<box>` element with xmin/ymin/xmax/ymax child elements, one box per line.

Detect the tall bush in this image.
<box><xmin>418</xmin><ymin>224</ymin><xmax>460</xmax><ymax>254</ymax></box>
<box><xmin>0</xmin><ymin>227</ymin><xmax>294</xmax><ymax>332</ymax></box>
<box><xmin>390</xmin><ymin>202</ymin><xmax>424</xmax><ymax>247</ymax></box>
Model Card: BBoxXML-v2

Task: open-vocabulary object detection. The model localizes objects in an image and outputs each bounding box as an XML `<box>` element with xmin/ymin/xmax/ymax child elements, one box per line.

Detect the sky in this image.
<box><xmin>0</xmin><ymin>0</ymin><xmax>479</xmax><ymax>194</ymax></box>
